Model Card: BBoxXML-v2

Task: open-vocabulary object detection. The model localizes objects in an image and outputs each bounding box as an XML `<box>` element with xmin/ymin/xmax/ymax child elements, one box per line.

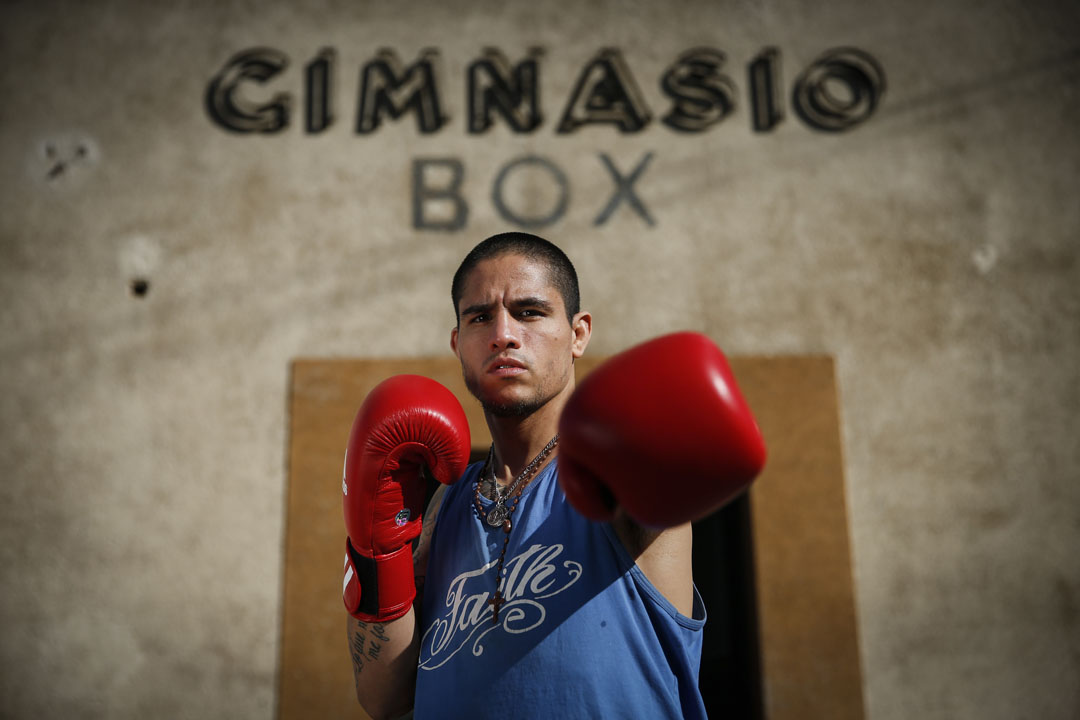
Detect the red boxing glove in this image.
<box><xmin>557</xmin><ymin>332</ymin><xmax>766</xmax><ymax>528</ymax></box>
<box><xmin>342</xmin><ymin>375</ymin><xmax>471</xmax><ymax>621</ymax></box>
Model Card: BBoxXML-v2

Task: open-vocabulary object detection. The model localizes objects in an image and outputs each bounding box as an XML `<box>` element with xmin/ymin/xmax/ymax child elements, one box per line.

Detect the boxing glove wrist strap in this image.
<box><xmin>343</xmin><ymin>538</ymin><xmax>415</xmax><ymax>622</ymax></box>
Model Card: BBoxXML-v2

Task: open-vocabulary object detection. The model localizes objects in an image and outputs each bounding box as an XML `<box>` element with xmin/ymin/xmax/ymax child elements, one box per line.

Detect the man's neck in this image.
<box><xmin>485</xmin><ymin>392</ymin><xmax>569</xmax><ymax>484</ymax></box>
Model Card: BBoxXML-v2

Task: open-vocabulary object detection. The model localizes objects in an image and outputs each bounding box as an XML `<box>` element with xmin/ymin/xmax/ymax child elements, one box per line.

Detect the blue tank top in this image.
<box><xmin>414</xmin><ymin>462</ymin><xmax>707</xmax><ymax>719</ymax></box>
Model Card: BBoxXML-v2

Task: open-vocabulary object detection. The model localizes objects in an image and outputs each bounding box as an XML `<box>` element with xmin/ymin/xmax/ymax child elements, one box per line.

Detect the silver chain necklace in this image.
<box><xmin>478</xmin><ymin>434</ymin><xmax>559</xmax><ymax>528</ymax></box>
<box><xmin>472</xmin><ymin>434</ymin><xmax>559</xmax><ymax>624</ymax></box>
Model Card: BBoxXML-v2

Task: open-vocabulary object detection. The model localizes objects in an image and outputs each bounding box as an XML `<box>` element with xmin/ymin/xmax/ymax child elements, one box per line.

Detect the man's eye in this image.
<box><xmin>469</xmin><ymin>314</ymin><xmax>488</xmax><ymax>323</ymax></box>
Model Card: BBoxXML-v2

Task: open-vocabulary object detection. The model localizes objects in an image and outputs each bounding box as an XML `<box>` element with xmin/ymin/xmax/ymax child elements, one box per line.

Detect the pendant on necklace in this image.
<box><xmin>489</xmin><ymin>591</ymin><xmax>505</xmax><ymax>623</ymax></box>
<box><xmin>487</xmin><ymin>503</ymin><xmax>508</xmax><ymax>527</ymax></box>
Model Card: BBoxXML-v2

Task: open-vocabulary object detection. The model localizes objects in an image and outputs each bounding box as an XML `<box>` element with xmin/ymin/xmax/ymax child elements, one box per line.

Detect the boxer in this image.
<box><xmin>343</xmin><ymin>232</ymin><xmax>765</xmax><ymax>719</ymax></box>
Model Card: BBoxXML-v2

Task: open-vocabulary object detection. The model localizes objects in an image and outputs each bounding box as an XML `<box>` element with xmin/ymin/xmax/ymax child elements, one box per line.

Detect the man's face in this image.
<box><xmin>451</xmin><ymin>253</ymin><xmax>590</xmax><ymax>417</ymax></box>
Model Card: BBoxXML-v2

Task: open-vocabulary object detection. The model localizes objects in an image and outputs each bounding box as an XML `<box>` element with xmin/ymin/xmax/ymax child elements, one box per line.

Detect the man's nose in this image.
<box><xmin>490</xmin><ymin>310</ymin><xmax>521</xmax><ymax>350</ymax></box>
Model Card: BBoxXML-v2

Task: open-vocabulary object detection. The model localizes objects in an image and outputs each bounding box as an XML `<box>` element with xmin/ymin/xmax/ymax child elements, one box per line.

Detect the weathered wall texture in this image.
<box><xmin>1</xmin><ymin>1</ymin><xmax>1077</xmax><ymax>718</ymax></box>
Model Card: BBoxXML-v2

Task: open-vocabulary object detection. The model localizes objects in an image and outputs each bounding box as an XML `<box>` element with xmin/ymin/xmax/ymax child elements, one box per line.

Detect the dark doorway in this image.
<box><xmin>693</xmin><ymin>492</ymin><xmax>764</xmax><ymax>719</ymax></box>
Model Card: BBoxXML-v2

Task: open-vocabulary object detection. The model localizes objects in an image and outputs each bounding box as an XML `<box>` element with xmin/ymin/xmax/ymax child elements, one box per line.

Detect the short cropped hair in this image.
<box><xmin>451</xmin><ymin>232</ymin><xmax>580</xmax><ymax>324</ymax></box>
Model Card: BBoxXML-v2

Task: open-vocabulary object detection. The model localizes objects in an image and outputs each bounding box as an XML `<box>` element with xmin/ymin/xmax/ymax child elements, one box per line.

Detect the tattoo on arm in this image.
<box><xmin>367</xmin><ymin>622</ymin><xmax>388</xmax><ymax>663</ymax></box>
<box><xmin>412</xmin><ymin>483</ymin><xmax>445</xmax><ymax>611</ymax></box>
<box><xmin>349</xmin><ymin>620</ymin><xmax>392</xmax><ymax>681</ymax></box>
<box><xmin>350</xmin><ymin>622</ymin><xmax>368</xmax><ymax>680</ymax></box>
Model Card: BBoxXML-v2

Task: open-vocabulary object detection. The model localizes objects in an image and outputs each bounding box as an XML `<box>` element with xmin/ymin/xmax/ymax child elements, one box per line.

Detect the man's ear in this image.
<box><xmin>571</xmin><ymin>311</ymin><xmax>592</xmax><ymax>359</ymax></box>
<box><xmin>450</xmin><ymin>325</ymin><xmax>459</xmax><ymax>356</ymax></box>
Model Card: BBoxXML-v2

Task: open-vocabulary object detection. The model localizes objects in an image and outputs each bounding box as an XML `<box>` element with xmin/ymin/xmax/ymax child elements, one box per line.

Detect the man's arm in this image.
<box><xmin>411</xmin><ymin>483</ymin><xmax>447</xmax><ymax>610</ymax></box>
<box><xmin>347</xmin><ymin>483</ymin><xmax>448</xmax><ymax>720</ymax></box>
<box><xmin>612</xmin><ymin>514</ymin><xmax>695</xmax><ymax>616</ymax></box>
<box><xmin>557</xmin><ymin>333</ymin><xmax>766</xmax><ymax>616</ymax></box>
<box><xmin>346</xmin><ymin>613</ymin><xmax>420</xmax><ymax>720</ymax></box>
<box><xmin>340</xmin><ymin>375</ymin><xmax>468</xmax><ymax>719</ymax></box>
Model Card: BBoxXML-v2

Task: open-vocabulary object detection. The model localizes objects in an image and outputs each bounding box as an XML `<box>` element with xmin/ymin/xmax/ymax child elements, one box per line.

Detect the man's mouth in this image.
<box><xmin>487</xmin><ymin>357</ymin><xmax>527</xmax><ymax>376</ymax></box>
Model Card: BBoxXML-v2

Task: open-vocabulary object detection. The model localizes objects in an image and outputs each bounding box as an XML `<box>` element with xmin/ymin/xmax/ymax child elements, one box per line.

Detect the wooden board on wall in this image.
<box><xmin>739</xmin><ymin>357</ymin><xmax>866</xmax><ymax>720</ymax></box>
<box><xmin>278</xmin><ymin>356</ymin><xmax>864</xmax><ymax>720</ymax></box>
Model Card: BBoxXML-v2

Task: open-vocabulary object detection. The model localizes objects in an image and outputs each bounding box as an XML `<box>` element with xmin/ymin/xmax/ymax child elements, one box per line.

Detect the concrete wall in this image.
<box><xmin>1</xmin><ymin>0</ymin><xmax>1077</xmax><ymax>718</ymax></box>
